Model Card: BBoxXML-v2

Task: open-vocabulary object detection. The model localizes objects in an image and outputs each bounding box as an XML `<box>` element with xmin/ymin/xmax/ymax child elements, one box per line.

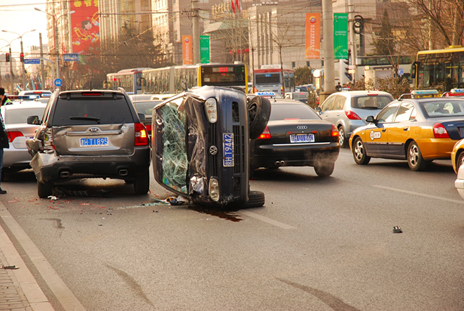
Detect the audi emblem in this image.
<box><xmin>297</xmin><ymin>125</ymin><xmax>307</xmax><ymax>130</ymax></box>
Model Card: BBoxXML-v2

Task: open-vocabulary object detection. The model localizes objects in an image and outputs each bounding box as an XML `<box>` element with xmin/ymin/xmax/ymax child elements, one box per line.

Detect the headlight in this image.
<box><xmin>209</xmin><ymin>177</ymin><xmax>220</xmax><ymax>201</ymax></box>
<box><xmin>204</xmin><ymin>98</ymin><xmax>217</xmax><ymax>123</ymax></box>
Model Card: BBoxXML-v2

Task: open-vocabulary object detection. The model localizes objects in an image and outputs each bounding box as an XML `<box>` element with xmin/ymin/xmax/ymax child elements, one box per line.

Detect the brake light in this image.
<box><xmin>345</xmin><ymin>110</ymin><xmax>362</xmax><ymax>120</ymax></box>
<box><xmin>82</xmin><ymin>92</ymin><xmax>102</xmax><ymax>96</ymax></box>
<box><xmin>331</xmin><ymin>124</ymin><xmax>339</xmax><ymax>137</ymax></box>
<box><xmin>6</xmin><ymin>131</ymin><xmax>23</xmax><ymax>142</ymax></box>
<box><xmin>134</xmin><ymin>123</ymin><xmax>148</xmax><ymax>146</ymax></box>
<box><xmin>258</xmin><ymin>126</ymin><xmax>271</xmax><ymax>139</ymax></box>
<box><xmin>433</xmin><ymin>123</ymin><xmax>449</xmax><ymax>138</ymax></box>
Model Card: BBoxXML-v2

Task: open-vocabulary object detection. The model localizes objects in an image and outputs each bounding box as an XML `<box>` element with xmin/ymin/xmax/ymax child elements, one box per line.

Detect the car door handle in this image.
<box><xmin>382</xmin><ymin>128</ymin><xmax>386</xmax><ymax>132</ymax></box>
<box><xmin>403</xmin><ymin>127</ymin><xmax>409</xmax><ymax>131</ymax></box>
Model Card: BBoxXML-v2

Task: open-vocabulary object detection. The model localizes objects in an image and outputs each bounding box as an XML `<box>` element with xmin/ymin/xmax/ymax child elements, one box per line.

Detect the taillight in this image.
<box><xmin>258</xmin><ymin>126</ymin><xmax>271</xmax><ymax>139</ymax></box>
<box><xmin>331</xmin><ymin>124</ymin><xmax>339</xmax><ymax>137</ymax></box>
<box><xmin>345</xmin><ymin>110</ymin><xmax>362</xmax><ymax>120</ymax></box>
<box><xmin>6</xmin><ymin>131</ymin><xmax>23</xmax><ymax>142</ymax></box>
<box><xmin>134</xmin><ymin>123</ymin><xmax>148</xmax><ymax>146</ymax></box>
<box><xmin>433</xmin><ymin>123</ymin><xmax>449</xmax><ymax>138</ymax></box>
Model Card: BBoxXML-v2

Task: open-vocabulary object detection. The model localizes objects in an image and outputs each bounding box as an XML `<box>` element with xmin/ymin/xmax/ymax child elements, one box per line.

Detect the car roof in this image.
<box><xmin>333</xmin><ymin>90</ymin><xmax>393</xmax><ymax>96</ymax></box>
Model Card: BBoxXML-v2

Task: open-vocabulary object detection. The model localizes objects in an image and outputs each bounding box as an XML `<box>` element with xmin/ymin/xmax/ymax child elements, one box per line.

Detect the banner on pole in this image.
<box><xmin>200</xmin><ymin>35</ymin><xmax>210</xmax><ymax>64</ymax></box>
<box><xmin>305</xmin><ymin>13</ymin><xmax>321</xmax><ymax>59</ymax></box>
<box><xmin>334</xmin><ymin>13</ymin><xmax>349</xmax><ymax>59</ymax></box>
<box><xmin>182</xmin><ymin>35</ymin><xmax>193</xmax><ymax>65</ymax></box>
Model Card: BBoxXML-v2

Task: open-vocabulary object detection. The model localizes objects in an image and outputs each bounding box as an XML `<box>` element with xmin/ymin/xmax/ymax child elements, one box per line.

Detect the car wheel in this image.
<box><xmin>244</xmin><ymin>191</ymin><xmax>265</xmax><ymax>208</ymax></box>
<box><xmin>338</xmin><ymin>126</ymin><xmax>347</xmax><ymax>148</ymax></box>
<box><xmin>38</xmin><ymin>182</ymin><xmax>53</xmax><ymax>199</ymax></box>
<box><xmin>352</xmin><ymin>137</ymin><xmax>370</xmax><ymax>165</ymax></box>
<box><xmin>457</xmin><ymin>152</ymin><xmax>464</xmax><ymax>171</ymax></box>
<box><xmin>407</xmin><ymin>141</ymin><xmax>428</xmax><ymax>171</ymax></box>
<box><xmin>248</xmin><ymin>96</ymin><xmax>271</xmax><ymax>139</ymax></box>
<box><xmin>134</xmin><ymin>169</ymin><xmax>150</xmax><ymax>194</ymax></box>
<box><xmin>314</xmin><ymin>162</ymin><xmax>335</xmax><ymax>177</ymax></box>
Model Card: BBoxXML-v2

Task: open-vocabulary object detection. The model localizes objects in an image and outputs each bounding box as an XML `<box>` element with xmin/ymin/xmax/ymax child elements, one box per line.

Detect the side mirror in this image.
<box><xmin>315</xmin><ymin>107</ymin><xmax>322</xmax><ymax>113</ymax></box>
<box><xmin>27</xmin><ymin>115</ymin><xmax>40</xmax><ymax>125</ymax></box>
<box><xmin>365</xmin><ymin>115</ymin><xmax>376</xmax><ymax>123</ymax></box>
<box><xmin>138</xmin><ymin>113</ymin><xmax>146</xmax><ymax>122</ymax></box>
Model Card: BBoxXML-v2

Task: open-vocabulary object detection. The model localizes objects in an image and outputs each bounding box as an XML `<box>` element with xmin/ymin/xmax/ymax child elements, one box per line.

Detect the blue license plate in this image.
<box><xmin>290</xmin><ymin>134</ymin><xmax>314</xmax><ymax>143</ymax></box>
<box><xmin>223</xmin><ymin>133</ymin><xmax>234</xmax><ymax>167</ymax></box>
<box><xmin>80</xmin><ymin>137</ymin><xmax>109</xmax><ymax>147</ymax></box>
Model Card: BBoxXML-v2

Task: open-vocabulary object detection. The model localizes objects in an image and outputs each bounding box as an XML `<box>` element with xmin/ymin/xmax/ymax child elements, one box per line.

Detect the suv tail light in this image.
<box><xmin>6</xmin><ymin>131</ymin><xmax>23</xmax><ymax>143</ymax></box>
<box><xmin>134</xmin><ymin>123</ymin><xmax>148</xmax><ymax>146</ymax></box>
<box><xmin>433</xmin><ymin>123</ymin><xmax>449</xmax><ymax>138</ymax></box>
<box><xmin>345</xmin><ymin>110</ymin><xmax>362</xmax><ymax>120</ymax></box>
<box><xmin>258</xmin><ymin>126</ymin><xmax>271</xmax><ymax>139</ymax></box>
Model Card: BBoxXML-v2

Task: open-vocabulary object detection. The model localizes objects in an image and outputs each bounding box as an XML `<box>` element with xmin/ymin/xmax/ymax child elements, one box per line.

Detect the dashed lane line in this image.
<box><xmin>240</xmin><ymin>211</ymin><xmax>297</xmax><ymax>229</ymax></box>
<box><xmin>373</xmin><ymin>185</ymin><xmax>464</xmax><ymax>204</ymax></box>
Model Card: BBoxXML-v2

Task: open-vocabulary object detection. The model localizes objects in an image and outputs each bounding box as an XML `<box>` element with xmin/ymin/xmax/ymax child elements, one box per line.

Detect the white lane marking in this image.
<box><xmin>0</xmin><ymin>205</ymin><xmax>87</xmax><ymax>311</ymax></box>
<box><xmin>240</xmin><ymin>211</ymin><xmax>297</xmax><ymax>229</ymax></box>
<box><xmin>373</xmin><ymin>185</ymin><xmax>464</xmax><ymax>204</ymax></box>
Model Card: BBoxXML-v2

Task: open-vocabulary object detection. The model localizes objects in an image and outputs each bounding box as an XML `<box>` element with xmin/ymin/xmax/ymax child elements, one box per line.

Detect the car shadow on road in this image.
<box><xmin>360</xmin><ymin>159</ymin><xmax>455</xmax><ymax>174</ymax></box>
<box><xmin>250</xmin><ymin>167</ymin><xmax>339</xmax><ymax>184</ymax></box>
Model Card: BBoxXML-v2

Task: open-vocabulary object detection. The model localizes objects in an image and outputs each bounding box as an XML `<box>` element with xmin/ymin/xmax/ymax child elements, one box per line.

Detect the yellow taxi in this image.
<box><xmin>349</xmin><ymin>95</ymin><xmax>464</xmax><ymax>171</ymax></box>
<box><xmin>451</xmin><ymin>140</ymin><xmax>464</xmax><ymax>173</ymax></box>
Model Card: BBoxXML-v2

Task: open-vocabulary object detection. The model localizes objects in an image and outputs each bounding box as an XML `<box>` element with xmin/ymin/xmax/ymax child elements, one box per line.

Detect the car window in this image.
<box><xmin>394</xmin><ymin>103</ymin><xmax>415</xmax><ymax>122</ymax></box>
<box><xmin>270</xmin><ymin>104</ymin><xmax>320</xmax><ymax>121</ymax></box>
<box><xmin>377</xmin><ymin>103</ymin><xmax>400</xmax><ymax>122</ymax></box>
<box><xmin>321</xmin><ymin>96</ymin><xmax>335</xmax><ymax>112</ymax></box>
<box><xmin>52</xmin><ymin>97</ymin><xmax>133</xmax><ymax>126</ymax></box>
<box><xmin>5</xmin><ymin>107</ymin><xmax>46</xmax><ymax>124</ymax></box>
<box><xmin>421</xmin><ymin>100</ymin><xmax>464</xmax><ymax>117</ymax></box>
<box><xmin>334</xmin><ymin>95</ymin><xmax>346</xmax><ymax>110</ymax></box>
<box><xmin>352</xmin><ymin>95</ymin><xmax>392</xmax><ymax>109</ymax></box>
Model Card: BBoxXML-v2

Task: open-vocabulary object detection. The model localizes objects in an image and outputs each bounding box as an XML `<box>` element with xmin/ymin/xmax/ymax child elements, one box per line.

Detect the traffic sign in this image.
<box><xmin>63</xmin><ymin>53</ymin><xmax>79</xmax><ymax>62</ymax></box>
<box><xmin>54</xmin><ymin>79</ymin><xmax>63</xmax><ymax>87</ymax></box>
<box><xmin>24</xmin><ymin>59</ymin><xmax>40</xmax><ymax>65</ymax></box>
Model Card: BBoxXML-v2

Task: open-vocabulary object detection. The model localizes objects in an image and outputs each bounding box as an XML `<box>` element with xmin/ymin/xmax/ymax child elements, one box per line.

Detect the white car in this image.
<box><xmin>455</xmin><ymin>164</ymin><xmax>464</xmax><ymax>199</ymax></box>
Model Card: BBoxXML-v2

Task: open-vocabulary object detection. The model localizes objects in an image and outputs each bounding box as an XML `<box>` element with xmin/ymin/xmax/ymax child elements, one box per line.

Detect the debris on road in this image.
<box><xmin>393</xmin><ymin>226</ymin><xmax>403</xmax><ymax>233</ymax></box>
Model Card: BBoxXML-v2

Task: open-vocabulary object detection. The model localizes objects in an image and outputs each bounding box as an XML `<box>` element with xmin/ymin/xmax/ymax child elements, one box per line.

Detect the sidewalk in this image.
<box><xmin>0</xmin><ymin>203</ymin><xmax>55</xmax><ymax>311</ymax></box>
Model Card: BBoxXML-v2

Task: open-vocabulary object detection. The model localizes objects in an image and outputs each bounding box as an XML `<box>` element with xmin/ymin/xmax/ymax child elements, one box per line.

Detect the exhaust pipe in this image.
<box><xmin>280</xmin><ymin>160</ymin><xmax>285</xmax><ymax>165</ymax></box>
<box><xmin>60</xmin><ymin>170</ymin><xmax>71</xmax><ymax>178</ymax></box>
<box><xmin>119</xmin><ymin>169</ymin><xmax>129</xmax><ymax>177</ymax></box>
<box><xmin>274</xmin><ymin>160</ymin><xmax>286</xmax><ymax>166</ymax></box>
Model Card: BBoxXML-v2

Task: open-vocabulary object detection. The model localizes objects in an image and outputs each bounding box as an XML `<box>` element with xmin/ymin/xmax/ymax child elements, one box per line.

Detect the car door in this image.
<box><xmin>364</xmin><ymin>103</ymin><xmax>400</xmax><ymax>156</ymax></box>
<box><xmin>319</xmin><ymin>95</ymin><xmax>345</xmax><ymax>126</ymax></box>
<box><xmin>386</xmin><ymin>102</ymin><xmax>416</xmax><ymax>158</ymax></box>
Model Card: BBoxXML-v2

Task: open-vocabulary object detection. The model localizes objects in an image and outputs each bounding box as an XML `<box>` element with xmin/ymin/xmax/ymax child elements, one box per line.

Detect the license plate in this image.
<box><xmin>223</xmin><ymin>133</ymin><xmax>234</xmax><ymax>167</ymax></box>
<box><xmin>80</xmin><ymin>137</ymin><xmax>109</xmax><ymax>147</ymax></box>
<box><xmin>290</xmin><ymin>134</ymin><xmax>314</xmax><ymax>143</ymax></box>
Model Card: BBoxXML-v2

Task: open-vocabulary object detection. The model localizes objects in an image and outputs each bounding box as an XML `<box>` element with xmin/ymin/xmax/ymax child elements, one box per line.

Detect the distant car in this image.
<box><xmin>1</xmin><ymin>102</ymin><xmax>47</xmax><ymax>177</ymax></box>
<box><xmin>26</xmin><ymin>89</ymin><xmax>151</xmax><ymax>198</ymax></box>
<box><xmin>129</xmin><ymin>94</ymin><xmax>154</xmax><ymax>102</ymax></box>
<box><xmin>349</xmin><ymin>97</ymin><xmax>464</xmax><ymax>171</ymax></box>
<box><xmin>150</xmin><ymin>94</ymin><xmax>175</xmax><ymax>101</ymax></box>
<box><xmin>18</xmin><ymin>90</ymin><xmax>52</xmax><ymax>98</ymax></box>
<box><xmin>132</xmin><ymin>100</ymin><xmax>163</xmax><ymax>136</ymax></box>
<box><xmin>250</xmin><ymin>98</ymin><xmax>340</xmax><ymax>177</ymax></box>
<box><xmin>317</xmin><ymin>90</ymin><xmax>394</xmax><ymax>148</ymax></box>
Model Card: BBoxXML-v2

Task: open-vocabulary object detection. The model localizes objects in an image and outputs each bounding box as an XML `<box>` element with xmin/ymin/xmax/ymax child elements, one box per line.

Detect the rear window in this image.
<box><xmin>52</xmin><ymin>98</ymin><xmax>134</xmax><ymax>125</ymax></box>
<box><xmin>5</xmin><ymin>107</ymin><xmax>46</xmax><ymax>124</ymax></box>
<box><xmin>421</xmin><ymin>100</ymin><xmax>464</xmax><ymax>117</ymax></box>
<box><xmin>351</xmin><ymin>95</ymin><xmax>392</xmax><ymax>109</ymax></box>
<box><xmin>270</xmin><ymin>104</ymin><xmax>320</xmax><ymax>121</ymax></box>
<box><xmin>134</xmin><ymin>100</ymin><xmax>163</xmax><ymax>115</ymax></box>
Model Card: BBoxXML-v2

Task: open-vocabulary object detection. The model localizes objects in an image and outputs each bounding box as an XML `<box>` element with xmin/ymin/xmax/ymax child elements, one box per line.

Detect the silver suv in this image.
<box><xmin>317</xmin><ymin>91</ymin><xmax>394</xmax><ymax>147</ymax></box>
<box><xmin>26</xmin><ymin>89</ymin><xmax>151</xmax><ymax>198</ymax></box>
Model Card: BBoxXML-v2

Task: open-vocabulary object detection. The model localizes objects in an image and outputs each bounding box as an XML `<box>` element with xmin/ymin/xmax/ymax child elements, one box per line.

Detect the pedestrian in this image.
<box><xmin>0</xmin><ymin>88</ymin><xmax>9</xmax><ymax>194</ymax></box>
<box><xmin>0</xmin><ymin>88</ymin><xmax>12</xmax><ymax>105</ymax></box>
<box><xmin>336</xmin><ymin>82</ymin><xmax>342</xmax><ymax>91</ymax></box>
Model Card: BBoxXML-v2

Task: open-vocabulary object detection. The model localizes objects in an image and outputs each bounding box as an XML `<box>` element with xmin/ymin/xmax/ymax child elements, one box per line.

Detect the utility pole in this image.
<box><xmin>321</xmin><ymin>0</ymin><xmax>335</xmax><ymax>100</ymax></box>
<box><xmin>192</xmin><ymin>0</ymin><xmax>200</xmax><ymax>64</ymax></box>
<box><xmin>9</xmin><ymin>47</ymin><xmax>13</xmax><ymax>94</ymax></box>
<box><xmin>40</xmin><ymin>33</ymin><xmax>45</xmax><ymax>89</ymax></box>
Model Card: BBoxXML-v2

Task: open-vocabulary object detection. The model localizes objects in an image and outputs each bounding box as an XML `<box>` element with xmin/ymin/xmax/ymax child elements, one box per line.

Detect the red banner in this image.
<box><xmin>182</xmin><ymin>35</ymin><xmax>193</xmax><ymax>65</ymax></box>
<box><xmin>71</xmin><ymin>0</ymin><xmax>100</xmax><ymax>55</ymax></box>
<box><xmin>305</xmin><ymin>13</ymin><xmax>320</xmax><ymax>59</ymax></box>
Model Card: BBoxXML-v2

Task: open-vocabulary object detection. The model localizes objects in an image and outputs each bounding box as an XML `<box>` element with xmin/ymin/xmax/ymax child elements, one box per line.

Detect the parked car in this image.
<box><xmin>151</xmin><ymin>86</ymin><xmax>270</xmax><ymax>208</ymax></box>
<box><xmin>26</xmin><ymin>89</ymin><xmax>151</xmax><ymax>198</ymax></box>
<box><xmin>250</xmin><ymin>98</ymin><xmax>340</xmax><ymax>177</ymax></box>
<box><xmin>317</xmin><ymin>91</ymin><xmax>394</xmax><ymax>148</ymax></box>
<box><xmin>132</xmin><ymin>100</ymin><xmax>163</xmax><ymax>136</ymax></box>
<box><xmin>1</xmin><ymin>102</ymin><xmax>47</xmax><ymax>177</ymax></box>
<box><xmin>349</xmin><ymin>97</ymin><xmax>464</xmax><ymax>171</ymax></box>
<box><xmin>455</xmin><ymin>164</ymin><xmax>464</xmax><ymax>199</ymax></box>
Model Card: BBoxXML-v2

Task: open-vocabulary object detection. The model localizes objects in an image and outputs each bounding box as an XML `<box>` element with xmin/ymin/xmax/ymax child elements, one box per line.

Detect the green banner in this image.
<box><xmin>334</xmin><ymin>13</ymin><xmax>348</xmax><ymax>59</ymax></box>
<box><xmin>200</xmin><ymin>35</ymin><xmax>210</xmax><ymax>64</ymax></box>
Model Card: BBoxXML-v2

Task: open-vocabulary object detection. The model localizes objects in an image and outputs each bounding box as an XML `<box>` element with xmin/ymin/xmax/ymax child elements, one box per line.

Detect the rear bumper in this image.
<box><xmin>31</xmin><ymin>148</ymin><xmax>150</xmax><ymax>183</ymax></box>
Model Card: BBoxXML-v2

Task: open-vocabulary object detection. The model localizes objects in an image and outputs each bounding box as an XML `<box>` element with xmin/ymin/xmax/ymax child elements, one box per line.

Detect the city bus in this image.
<box><xmin>252</xmin><ymin>65</ymin><xmax>295</xmax><ymax>97</ymax></box>
<box><xmin>141</xmin><ymin>63</ymin><xmax>248</xmax><ymax>94</ymax></box>
<box><xmin>105</xmin><ymin>68</ymin><xmax>153</xmax><ymax>94</ymax></box>
<box><xmin>412</xmin><ymin>46</ymin><xmax>464</xmax><ymax>92</ymax></box>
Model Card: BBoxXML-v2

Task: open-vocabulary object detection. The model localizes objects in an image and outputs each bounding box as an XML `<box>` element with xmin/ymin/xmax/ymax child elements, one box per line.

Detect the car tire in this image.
<box><xmin>407</xmin><ymin>141</ymin><xmax>428</xmax><ymax>171</ymax></box>
<box><xmin>134</xmin><ymin>169</ymin><xmax>150</xmax><ymax>194</ymax></box>
<box><xmin>457</xmin><ymin>151</ymin><xmax>464</xmax><ymax>172</ymax></box>
<box><xmin>38</xmin><ymin>182</ymin><xmax>53</xmax><ymax>199</ymax></box>
<box><xmin>338</xmin><ymin>126</ymin><xmax>347</xmax><ymax>148</ymax></box>
<box><xmin>314</xmin><ymin>162</ymin><xmax>335</xmax><ymax>177</ymax></box>
<box><xmin>353</xmin><ymin>137</ymin><xmax>370</xmax><ymax>165</ymax></box>
<box><xmin>245</xmin><ymin>190</ymin><xmax>265</xmax><ymax>208</ymax></box>
<box><xmin>248</xmin><ymin>96</ymin><xmax>271</xmax><ymax>140</ymax></box>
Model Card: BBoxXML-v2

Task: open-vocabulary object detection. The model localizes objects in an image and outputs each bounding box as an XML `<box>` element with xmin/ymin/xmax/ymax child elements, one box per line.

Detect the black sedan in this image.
<box><xmin>250</xmin><ymin>99</ymin><xmax>340</xmax><ymax>176</ymax></box>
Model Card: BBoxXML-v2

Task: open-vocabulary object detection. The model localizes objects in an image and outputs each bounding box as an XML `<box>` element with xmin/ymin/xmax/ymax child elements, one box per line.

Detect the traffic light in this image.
<box><xmin>20</xmin><ymin>53</ymin><xmax>24</xmax><ymax>62</ymax></box>
<box><xmin>5</xmin><ymin>53</ymin><xmax>9</xmax><ymax>62</ymax></box>
<box><xmin>343</xmin><ymin>59</ymin><xmax>352</xmax><ymax>81</ymax></box>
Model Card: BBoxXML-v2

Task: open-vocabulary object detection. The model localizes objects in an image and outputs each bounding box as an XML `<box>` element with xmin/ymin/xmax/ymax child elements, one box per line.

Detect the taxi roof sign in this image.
<box><xmin>411</xmin><ymin>89</ymin><xmax>439</xmax><ymax>98</ymax></box>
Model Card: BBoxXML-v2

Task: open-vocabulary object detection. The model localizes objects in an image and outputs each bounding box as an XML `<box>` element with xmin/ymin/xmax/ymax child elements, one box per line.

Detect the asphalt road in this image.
<box><xmin>0</xmin><ymin>148</ymin><xmax>463</xmax><ymax>311</ymax></box>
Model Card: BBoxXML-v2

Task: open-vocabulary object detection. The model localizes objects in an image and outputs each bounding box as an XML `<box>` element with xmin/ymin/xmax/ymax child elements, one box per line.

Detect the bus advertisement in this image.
<box><xmin>253</xmin><ymin>65</ymin><xmax>295</xmax><ymax>97</ymax></box>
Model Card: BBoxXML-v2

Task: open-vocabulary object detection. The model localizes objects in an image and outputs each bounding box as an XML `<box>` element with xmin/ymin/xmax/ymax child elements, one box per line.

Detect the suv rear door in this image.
<box><xmin>49</xmin><ymin>92</ymin><xmax>138</xmax><ymax>156</ymax></box>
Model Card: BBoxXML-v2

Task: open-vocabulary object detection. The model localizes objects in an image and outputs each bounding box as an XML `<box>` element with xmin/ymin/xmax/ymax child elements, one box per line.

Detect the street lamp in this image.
<box><xmin>1</xmin><ymin>29</ymin><xmax>36</xmax><ymax>91</ymax></box>
<box><xmin>0</xmin><ymin>37</ymin><xmax>21</xmax><ymax>94</ymax></box>
<box><xmin>34</xmin><ymin>8</ymin><xmax>74</xmax><ymax>88</ymax></box>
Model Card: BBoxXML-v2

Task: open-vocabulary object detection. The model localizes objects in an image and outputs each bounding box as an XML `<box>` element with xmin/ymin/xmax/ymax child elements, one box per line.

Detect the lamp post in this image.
<box><xmin>0</xmin><ymin>37</ymin><xmax>21</xmax><ymax>94</ymax></box>
<box><xmin>1</xmin><ymin>29</ymin><xmax>36</xmax><ymax>91</ymax></box>
<box><xmin>34</xmin><ymin>8</ymin><xmax>74</xmax><ymax>89</ymax></box>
